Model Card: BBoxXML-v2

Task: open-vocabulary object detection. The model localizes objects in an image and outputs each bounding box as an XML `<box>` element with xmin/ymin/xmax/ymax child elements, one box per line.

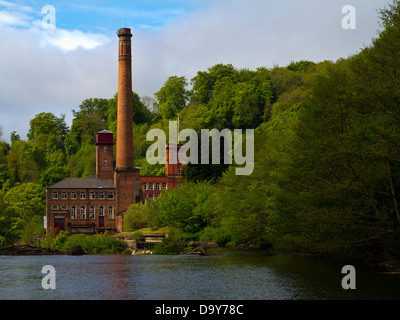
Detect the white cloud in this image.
<box><xmin>0</xmin><ymin>0</ymin><xmax>33</xmax><ymax>13</ymax></box>
<box><xmin>37</xmin><ymin>28</ymin><xmax>111</xmax><ymax>51</ymax></box>
<box><xmin>0</xmin><ymin>9</ymin><xmax>31</xmax><ymax>27</ymax></box>
<box><xmin>0</xmin><ymin>30</ymin><xmax>114</xmax><ymax>143</ymax></box>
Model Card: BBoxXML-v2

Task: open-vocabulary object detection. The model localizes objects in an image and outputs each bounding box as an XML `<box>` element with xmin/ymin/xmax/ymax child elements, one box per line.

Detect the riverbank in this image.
<box><xmin>129</xmin><ymin>242</ymin><xmax>218</xmax><ymax>256</ymax></box>
<box><xmin>0</xmin><ymin>244</ymin><xmax>86</xmax><ymax>256</ymax></box>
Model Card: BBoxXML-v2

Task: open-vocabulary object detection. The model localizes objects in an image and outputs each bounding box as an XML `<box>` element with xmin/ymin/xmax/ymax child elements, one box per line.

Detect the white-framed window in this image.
<box><xmin>99</xmin><ymin>192</ymin><xmax>105</xmax><ymax>199</ymax></box>
<box><xmin>143</xmin><ymin>183</ymin><xmax>147</xmax><ymax>191</ymax></box>
<box><xmin>80</xmin><ymin>206</ymin><xmax>86</xmax><ymax>219</ymax></box>
<box><xmin>108</xmin><ymin>192</ymin><xmax>114</xmax><ymax>200</ymax></box>
<box><xmin>61</xmin><ymin>205</ymin><xmax>67</xmax><ymax>210</ymax></box>
<box><xmin>178</xmin><ymin>166</ymin><xmax>182</xmax><ymax>175</ymax></box>
<box><xmin>71</xmin><ymin>206</ymin><xmax>77</xmax><ymax>219</ymax></box>
<box><xmin>52</xmin><ymin>205</ymin><xmax>58</xmax><ymax>210</ymax></box>
<box><xmin>52</xmin><ymin>192</ymin><xmax>58</xmax><ymax>200</ymax></box>
<box><xmin>99</xmin><ymin>206</ymin><xmax>104</xmax><ymax>216</ymax></box>
<box><xmin>155</xmin><ymin>182</ymin><xmax>160</xmax><ymax>191</ymax></box>
<box><xmin>148</xmin><ymin>183</ymin><xmax>154</xmax><ymax>191</ymax></box>
<box><xmin>149</xmin><ymin>193</ymin><xmax>154</xmax><ymax>200</ymax></box>
<box><xmin>89</xmin><ymin>192</ymin><xmax>95</xmax><ymax>200</ymax></box>
<box><xmin>80</xmin><ymin>192</ymin><xmax>86</xmax><ymax>200</ymax></box>
<box><xmin>103</xmin><ymin>159</ymin><xmax>107</xmax><ymax>166</ymax></box>
<box><xmin>71</xmin><ymin>192</ymin><xmax>77</xmax><ymax>199</ymax></box>
<box><xmin>108</xmin><ymin>206</ymin><xmax>114</xmax><ymax>219</ymax></box>
<box><xmin>89</xmin><ymin>206</ymin><xmax>95</xmax><ymax>219</ymax></box>
<box><xmin>162</xmin><ymin>183</ymin><xmax>167</xmax><ymax>190</ymax></box>
<box><xmin>104</xmin><ymin>146</ymin><xmax>107</xmax><ymax>153</ymax></box>
<box><xmin>61</xmin><ymin>192</ymin><xmax>67</xmax><ymax>200</ymax></box>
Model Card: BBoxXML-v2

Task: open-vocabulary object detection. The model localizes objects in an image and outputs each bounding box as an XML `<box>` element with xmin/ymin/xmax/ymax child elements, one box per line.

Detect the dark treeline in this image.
<box><xmin>1</xmin><ymin>1</ymin><xmax>400</xmax><ymax>262</ymax></box>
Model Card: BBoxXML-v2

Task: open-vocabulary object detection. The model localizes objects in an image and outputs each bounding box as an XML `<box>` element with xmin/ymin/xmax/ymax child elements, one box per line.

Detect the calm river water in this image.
<box><xmin>0</xmin><ymin>249</ymin><xmax>399</xmax><ymax>300</ymax></box>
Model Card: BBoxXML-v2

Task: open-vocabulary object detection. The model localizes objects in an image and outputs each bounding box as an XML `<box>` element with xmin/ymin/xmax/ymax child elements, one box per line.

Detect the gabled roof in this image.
<box><xmin>47</xmin><ymin>177</ymin><xmax>115</xmax><ymax>189</ymax></box>
<box><xmin>98</xmin><ymin>129</ymin><xmax>113</xmax><ymax>134</ymax></box>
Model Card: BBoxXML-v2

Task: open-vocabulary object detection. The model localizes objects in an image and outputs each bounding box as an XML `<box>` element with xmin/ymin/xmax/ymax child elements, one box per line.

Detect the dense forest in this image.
<box><xmin>1</xmin><ymin>2</ymin><xmax>400</xmax><ymax>262</ymax></box>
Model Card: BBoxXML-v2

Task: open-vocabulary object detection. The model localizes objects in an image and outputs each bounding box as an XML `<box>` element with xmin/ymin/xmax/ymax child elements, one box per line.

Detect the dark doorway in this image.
<box><xmin>54</xmin><ymin>218</ymin><xmax>65</xmax><ymax>229</ymax></box>
<box><xmin>99</xmin><ymin>216</ymin><xmax>104</xmax><ymax>228</ymax></box>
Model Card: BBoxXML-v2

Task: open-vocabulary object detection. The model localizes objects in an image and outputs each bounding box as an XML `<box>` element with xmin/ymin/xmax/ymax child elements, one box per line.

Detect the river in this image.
<box><xmin>0</xmin><ymin>248</ymin><xmax>399</xmax><ymax>300</ymax></box>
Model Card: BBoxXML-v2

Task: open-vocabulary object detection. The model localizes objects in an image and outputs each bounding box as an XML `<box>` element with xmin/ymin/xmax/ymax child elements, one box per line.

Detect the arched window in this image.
<box><xmin>80</xmin><ymin>206</ymin><xmax>86</xmax><ymax>219</ymax></box>
<box><xmin>89</xmin><ymin>206</ymin><xmax>95</xmax><ymax>219</ymax></box>
<box><xmin>108</xmin><ymin>206</ymin><xmax>114</xmax><ymax>219</ymax></box>
<box><xmin>71</xmin><ymin>206</ymin><xmax>76</xmax><ymax>219</ymax></box>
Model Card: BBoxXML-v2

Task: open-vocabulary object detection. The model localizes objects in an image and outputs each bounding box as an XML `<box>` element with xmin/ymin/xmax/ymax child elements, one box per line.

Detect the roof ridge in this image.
<box><xmin>47</xmin><ymin>177</ymin><xmax>115</xmax><ymax>189</ymax></box>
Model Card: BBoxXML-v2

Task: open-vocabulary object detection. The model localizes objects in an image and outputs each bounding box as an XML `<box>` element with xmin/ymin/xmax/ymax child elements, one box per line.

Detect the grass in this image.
<box><xmin>117</xmin><ymin>227</ymin><xmax>169</xmax><ymax>236</ymax></box>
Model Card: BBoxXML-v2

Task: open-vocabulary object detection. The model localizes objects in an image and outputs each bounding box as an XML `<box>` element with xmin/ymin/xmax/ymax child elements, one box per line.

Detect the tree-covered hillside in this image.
<box><xmin>1</xmin><ymin>1</ymin><xmax>400</xmax><ymax>263</ymax></box>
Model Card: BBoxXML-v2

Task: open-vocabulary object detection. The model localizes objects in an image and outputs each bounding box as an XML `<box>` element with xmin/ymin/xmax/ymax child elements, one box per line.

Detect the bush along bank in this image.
<box><xmin>40</xmin><ymin>230</ymin><xmax>130</xmax><ymax>255</ymax></box>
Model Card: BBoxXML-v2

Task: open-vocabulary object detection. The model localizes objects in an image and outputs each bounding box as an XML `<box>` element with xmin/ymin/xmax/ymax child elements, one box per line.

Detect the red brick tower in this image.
<box><xmin>95</xmin><ymin>130</ymin><xmax>114</xmax><ymax>184</ymax></box>
<box><xmin>115</xmin><ymin>28</ymin><xmax>140</xmax><ymax>228</ymax></box>
<box><xmin>165</xmin><ymin>143</ymin><xmax>184</xmax><ymax>189</ymax></box>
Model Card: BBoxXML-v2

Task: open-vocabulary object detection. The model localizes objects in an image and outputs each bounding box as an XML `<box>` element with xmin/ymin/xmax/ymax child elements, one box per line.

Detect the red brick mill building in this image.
<box><xmin>45</xmin><ymin>28</ymin><xmax>183</xmax><ymax>235</ymax></box>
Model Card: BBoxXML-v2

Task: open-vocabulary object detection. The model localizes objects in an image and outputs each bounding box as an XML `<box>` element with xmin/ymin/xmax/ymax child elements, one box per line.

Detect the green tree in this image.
<box><xmin>10</xmin><ymin>131</ymin><xmax>20</xmax><ymax>144</ymax></box>
<box><xmin>66</xmin><ymin>142</ymin><xmax>96</xmax><ymax>177</ymax></box>
<box><xmin>155</xmin><ymin>76</ymin><xmax>189</xmax><ymax>119</ymax></box>
<box><xmin>3</xmin><ymin>183</ymin><xmax>45</xmax><ymax>235</ymax></box>
<box><xmin>72</xmin><ymin>98</ymin><xmax>109</xmax><ymax>123</ymax></box>
<box><xmin>155</xmin><ymin>181</ymin><xmax>213</xmax><ymax>234</ymax></box>
<box><xmin>27</xmin><ymin>112</ymin><xmax>68</xmax><ymax>143</ymax></box>
<box><xmin>190</xmin><ymin>64</ymin><xmax>237</xmax><ymax>105</ymax></box>
<box><xmin>124</xmin><ymin>201</ymin><xmax>158</xmax><ymax>230</ymax></box>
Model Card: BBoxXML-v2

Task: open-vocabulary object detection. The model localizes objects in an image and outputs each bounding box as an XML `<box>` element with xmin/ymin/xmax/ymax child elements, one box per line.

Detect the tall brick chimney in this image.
<box><xmin>116</xmin><ymin>28</ymin><xmax>133</xmax><ymax>169</ymax></box>
<box><xmin>115</xmin><ymin>28</ymin><xmax>140</xmax><ymax>229</ymax></box>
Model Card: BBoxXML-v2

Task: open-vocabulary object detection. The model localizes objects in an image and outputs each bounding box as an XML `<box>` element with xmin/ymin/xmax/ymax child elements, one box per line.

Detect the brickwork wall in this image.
<box><xmin>46</xmin><ymin>188</ymin><xmax>117</xmax><ymax>234</ymax></box>
<box><xmin>96</xmin><ymin>141</ymin><xmax>114</xmax><ymax>183</ymax></box>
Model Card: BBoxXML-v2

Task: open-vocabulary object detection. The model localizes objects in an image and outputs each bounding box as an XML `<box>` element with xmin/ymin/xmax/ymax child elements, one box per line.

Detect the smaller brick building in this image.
<box><xmin>141</xmin><ymin>143</ymin><xmax>184</xmax><ymax>203</ymax></box>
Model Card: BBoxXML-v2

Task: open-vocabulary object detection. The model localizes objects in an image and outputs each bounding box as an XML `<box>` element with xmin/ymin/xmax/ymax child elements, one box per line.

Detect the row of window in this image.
<box><xmin>51</xmin><ymin>191</ymin><xmax>114</xmax><ymax>200</ymax></box>
<box><xmin>53</xmin><ymin>205</ymin><xmax>114</xmax><ymax>220</ymax></box>
<box><xmin>142</xmin><ymin>182</ymin><xmax>167</xmax><ymax>191</ymax></box>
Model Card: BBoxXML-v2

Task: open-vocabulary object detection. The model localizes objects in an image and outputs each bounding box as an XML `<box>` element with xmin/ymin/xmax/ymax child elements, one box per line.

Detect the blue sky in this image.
<box><xmin>0</xmin><ymin>0</ymin><xmax>391</xmax><ymax>141</ymax></box>
<box><xmin>42</xmin><ymin>0</ymin><xmax>201</xmax><ymax>31</ymax></box>
<box><xmin>4</xmin><ymin>0</ymin><xmax>215</xmax><ymax>32</ymax></box>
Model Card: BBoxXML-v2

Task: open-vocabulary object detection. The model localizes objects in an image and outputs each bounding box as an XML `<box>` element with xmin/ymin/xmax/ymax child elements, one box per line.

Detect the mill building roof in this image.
<box><xmin>47</xmin><ymin>177</ymin><xmax>115</xmax><ymax>189</ymax></box>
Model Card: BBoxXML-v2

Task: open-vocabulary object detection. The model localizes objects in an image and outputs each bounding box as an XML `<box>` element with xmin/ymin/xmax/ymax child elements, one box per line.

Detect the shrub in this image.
<box><xmin>152</xmin><ymin>228</ymin><xmax>187</xmax><ymax>255</ymax></box>
<box><xmin>52</xmin><ymin>230</ymin><xmax>69</xmax><ymax>250</ymax></box>
<box><xmin>63</xmin><ymin>232</ymin><xmax>126</xmax><ymax>254</ymax></box>
<box><xmin>20</xmin><ymin>216</ymin><xmax>43</xmax><ymax>245</ymax></box>
<box><xmin>42</xmin><ymin>231</ymin><xmax>127</xmax><ymax>254</ymax></box>
<box><xmin>124</xmin><ymin>201</ymin><xmax>158</xmax><ymax>231</ymax></box>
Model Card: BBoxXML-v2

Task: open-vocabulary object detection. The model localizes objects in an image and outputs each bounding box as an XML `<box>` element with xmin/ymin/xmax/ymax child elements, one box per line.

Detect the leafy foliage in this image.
<box><xmin>42</xmin><ymin>230</ymin><xmax>127</xmax><ymax>254</ymax></box>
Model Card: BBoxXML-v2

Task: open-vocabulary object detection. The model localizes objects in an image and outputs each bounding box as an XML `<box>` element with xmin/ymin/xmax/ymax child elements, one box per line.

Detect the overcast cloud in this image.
<box><xmin>0</xmin><ymin>0</ymin><xmax>389</xmax><ymax>142</ymax></box>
